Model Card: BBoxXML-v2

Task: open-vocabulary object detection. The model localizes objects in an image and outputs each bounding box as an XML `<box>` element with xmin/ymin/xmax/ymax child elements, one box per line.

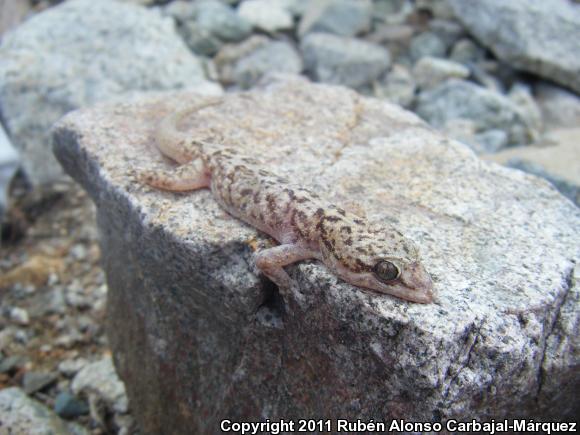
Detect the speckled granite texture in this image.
<box><xmin>52</xmin><ymin>78</ymin><xmax>579</xmax><ymax>433</ymax></box>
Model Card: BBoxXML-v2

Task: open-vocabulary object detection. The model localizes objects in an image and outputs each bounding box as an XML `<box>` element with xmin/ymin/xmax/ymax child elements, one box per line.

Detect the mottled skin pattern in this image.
<box><xmin>141</xmin><ymin>101</ymin><xmax>434</xmax><ymax>303</ymax></box>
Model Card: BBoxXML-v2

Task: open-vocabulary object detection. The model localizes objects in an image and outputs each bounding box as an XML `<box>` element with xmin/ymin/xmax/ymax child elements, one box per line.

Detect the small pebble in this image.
<box><xmin>54</xmin><ymin>391</ymin><xmax>89</xmax><ymax>419</ymax></box>
<box><xmin>22</xmin><ymin>371</ymin><xmax>58</xmax><ymax>394</ymax></box>
<box><xmin>9</xmin><ymin>307</ymin><xmax>30</xmax><ymax>326</ymax></box>
<box><xmin>58</xmin><ymin>358</ymin><xmax>89</xmax><ymax>377</ymax></box>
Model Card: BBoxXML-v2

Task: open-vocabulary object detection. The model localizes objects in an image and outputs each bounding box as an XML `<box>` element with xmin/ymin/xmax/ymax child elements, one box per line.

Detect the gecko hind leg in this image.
<box><xmin>140</xmin><ymin>158</ymin><xmax>210</xmax><ymax>192</ymax></box>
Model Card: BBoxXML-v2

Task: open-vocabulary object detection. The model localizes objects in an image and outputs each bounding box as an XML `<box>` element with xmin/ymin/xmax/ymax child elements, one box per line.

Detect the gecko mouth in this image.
<box><xmin>372</xmin><ymin>279</ymin><xmax>434</xmax><ymax>304</ymax></box>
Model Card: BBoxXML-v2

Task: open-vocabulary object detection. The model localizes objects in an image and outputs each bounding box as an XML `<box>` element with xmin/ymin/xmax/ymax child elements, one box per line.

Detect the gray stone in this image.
<box><xmin>472</xmin><ymin>129</ymin><xmax>509</xmax><ymax>154</ymax></box>
<box><xmin>192</xmin><ymin>0</ymin><xmax>252</xmax><ymax>42</ymax></box>
<box><xmin>428</xmin><ymin>18</ymin><xmax>465</xmax><ymax>49</ymax></box>
<box><xmin>117</xmin><ymin>0</ymin><xmax>156</xmax><ymax>5</ymax></box>
<box><xmin>0</xmin><ymin>355</ymin><xmax>26</xmax><ymax>374</ymax></box>
<box><xmin>29</xmin><ymin>288</ymin><xmax>67</xmax><ymax>317</ymax></box>
<box><xmin>0</xmin><ymin>387</ymin><xmax>89</xmax><ymax>435</ymax></box>
<box><xmin>412</xmin><ymin>56</ymin><xmax>469</xmax><ymax>90</ymax></box>
<box><xmin>163</xmin><ymin>0</ymin><xmax>252</xmax><ymax>56</ymax></box>
<box><xmin>416</xmin><ymin>0</ymin><xmax>455</xmax><ymax>19</ymax></box>
<box><xmin>409</xmin><ymin>31</ymin><xmax>447</xmax><ymax>62</ymax></box>
<box><xmin>54</xmin><ymin>392</ymin><xmax>89</xmax><ymax>419</ymax></box>
<box><xmin>535</xmin><ymin>82</ymin><xmax>580</xmax><ymax>129</ymax></box>
<box><xmin>0</xmin><ymin>123</ymin><xmax>19</xmax><ymax>217</ymax></box>
<box><xmin>368</xmin><ymin>23</ymin><xmax>414</xmax><ymax>44</ymax></box>
<box><xmin>416</xmin><ymin>79</ymin><xmax>534</xmax><ymax>145</ymax></box>
<box><xmin>449</xmin><ymin>0</ymin><xmax>580</xmax><ymax>93</ymax></box>
<box><xmin>449</xmin><ymin>38</ymin><xmax>486</xmax><ymax>65</ymax></box>
<box><xmin>374</xmin><ymin>64</ymin><xmax>416</xmax><ymax>108</ymax></box>
<box><xmin>232</xmin><ymin>41</ymin><xmax>303</xmax><ymax>89</ymax></box>
<box><xmin>179</xmin><ymin>21</ymin><xmax>223</xmax><ymax>56</ymax></box>
<box><xmin>52</xmin><ymin>80</ymin><xmax>580</xmax><ymax>431</ymax></box>
<box><xmin>58</xmin><ymin>358</ymin><xmax>89</xmax><ymax>377</ymax></box>
<box><xmin>368</xmin><ymin>24</ymin><xmax>414</xmax><ymax>65</ymax></box>
<box><xmin>238</xmin><ymin>0</ymin><xmax>294</xmax><ymax>33</ymax></box>
<box><xmin>508</xmin><ymin>83</ymin><xmax>543</xmax><ymax>140</ymax></box>
<box><xmin>373</xmin><ymin>0</ymin><xmax>414</xmax><ymax>24</ymax></box>
<box><xmin>9</xmin><ymin>306</ymin><xmax>30</xmax><ymax>326</ymax></box>
<box><xmin>0</xmin><ymin>0</ymin><xmax>214</xmax><ymax>186</ymax></box>
<box><xmin>214</xmin><ymin>35</ymin><xmax>271</xmax><ymax>85</ymax></box>
<box><xmin>160</xmin><ymin>0</ymin><xmax>196</xmax><ymax>20</ymax></box>
<box><xmin>441</xmin><ymin>118</ymin><xmax>490</xmax><ymax>154</ymax></box>
<box><xmin>469</xmin><ymin>61</ymin><xmax>508</xmax><ymax>94</ymax></box>
<box><xmin>22</xmin><ymin>371</ymin><xmax>58</xmax><ymax>395</ymax></box>
<box><xmin>71</xmin><ymin>356</ymin><xmax>128</xmax><ymax>414</ymax></box>
<box><xmin>301</xmin><ymin>33</ymin><xmax>390</xmax><ymax>89</ymax></box>
<box><xmin>298</xmin><ymin>0</ymin><xmax>373</xmax><ymax>37</ymax></box>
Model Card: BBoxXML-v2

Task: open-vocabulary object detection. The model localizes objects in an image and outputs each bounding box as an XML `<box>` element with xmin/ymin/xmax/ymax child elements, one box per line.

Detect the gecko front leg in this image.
<box><xmin>140</xmin><ymin>158</ymin><xmax>210</xmax><ymax>191</ymax></box>
<box><xmin>254</xmin><ymin>244</ymin><xmax>318</xmax><ymax>290</ymax></box>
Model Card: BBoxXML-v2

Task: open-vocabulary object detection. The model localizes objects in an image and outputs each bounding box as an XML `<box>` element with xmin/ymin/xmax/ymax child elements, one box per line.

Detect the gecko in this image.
<box><xmin>140</xmin><ymin>99</ymin><xmax>434</xmax><ymax>304</ymax></box>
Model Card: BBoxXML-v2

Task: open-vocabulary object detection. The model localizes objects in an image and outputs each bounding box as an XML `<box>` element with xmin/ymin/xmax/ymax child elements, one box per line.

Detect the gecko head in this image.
<box><xmin>319</xmin><ymin>220</ymin><xmax>434</xmax><ymax>304</ymax></box>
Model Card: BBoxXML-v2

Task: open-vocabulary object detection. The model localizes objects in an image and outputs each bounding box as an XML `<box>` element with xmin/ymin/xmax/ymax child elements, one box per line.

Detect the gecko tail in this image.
<box><xmin>139</xmin><ymin>159</ymin><xmax>210</xmax><ymax>192</ymax></box>
<box><xmin>154</xmin><ymin>98</ymin><xmax>223</xmax><ymax>164</ymax></box>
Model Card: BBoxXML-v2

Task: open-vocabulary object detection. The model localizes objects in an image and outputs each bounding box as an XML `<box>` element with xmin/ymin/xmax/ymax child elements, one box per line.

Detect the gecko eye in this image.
<box><xmin>373</xmin><ymin>260</ymin><xmax>400</xmax><ymax>282</ymax></box>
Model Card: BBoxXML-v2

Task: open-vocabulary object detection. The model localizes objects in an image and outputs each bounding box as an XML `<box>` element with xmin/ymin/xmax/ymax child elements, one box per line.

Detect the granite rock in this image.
<box><xmin>238</xmin><ymin>0</ymin><xmax>294</xmax><ymax>33</ymax></box>
<box><xmin>71</xmin><ymin>356</ymin><xmax>128</xmax><ymax>414</ymax></box>
<box><xmin>189</xmin><ymin>0</ymin><xmax>251</xmax><ymax>43</ymax></box>
<box><xmin>416</xmin><ymin>79</ymin><xmax>534</xmax><ymax>145</ymax></box>
<box><xmin>232</xmin><ymin>41</ymin><xmax>303</xmax><ymax>89</ymax></box>
<box><xmin>374</xmin><ymin>64</ymin><xmax>416</xmax><ymax>108</ymax></box>
<box><xmin>449</xmin><ymin>0</ymin><xmax>580</xmax><ymax>93</ymax></box>
<box><xmin>0</xmin><ymin>0</ymin><xmax>214</xmax><ymax>186</ymax></box>
<box><xmin>535</xmin><ymin>83</ymin><xmax>580</xmax><ymax>129</ymax></box>
<box><xmin>0</xmin><ymin>120</ymin><xmax>19</xmax><ymax>216</ymax></box>
<box><xmin>409</xmin><ymin>31</ymin><xmax>447</xmax><ymax>62</ymax></box>
<box><xmin>412</xmin><ymin>56</ymin><xmax>469</xmax><ymax>90</ymax></box>
<box><xmin>372</xmin><ymin>0</ymin><xmax>413</xmax><ymax>25</ymax></box>
<box><xmin>52</xmin><ymin>79</ymin><xmax>580</xmax><ymax>432</ymax></box>
<box><xmin>54</xmin><ymin>392</ymin><xmax>90</xmax><ymax>419</ymax></box>
<box><xmin>415</xmin><ymin>0</ymin><xmax>455</xmax><ymax>20</ymax></box>
<box><xmin>301</xmin><ymin>33</ymin><xmax>390</xmax><ymax>89</ymax></box>
<box><xmin>0</xmin><ymin>387</ymin><xmax>89</xmax><ymax>435</ymax></box>
<box><xmin>214</xmin><ymin>35</ymin><xmax>270</xmax><ymax>85</ymax></box>
<box><xmin>449</xmin><ymin>38</ymin><xmax>486</xmax><ymax>65</ymax></box>
<box><xmin>428</xmin><ymin>19</ymin><xmax>465</xmax><ymax>49</ymax></box>
<box><xmin>298</xmin><ymin>0</ymin><xmax>373</xmax><ymax>37</ymax></box>
<box><xmin>508</xmin><ymin>83</ymin><xmax>543</xmax><ymax>139</ymax></box>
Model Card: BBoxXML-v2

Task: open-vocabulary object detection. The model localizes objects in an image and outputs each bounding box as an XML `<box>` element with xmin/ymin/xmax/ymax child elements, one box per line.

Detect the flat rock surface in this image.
<box><xmin>52</xmin><ymin>79</ymin><xmax>580</xmax><ymax>432</ymax></box>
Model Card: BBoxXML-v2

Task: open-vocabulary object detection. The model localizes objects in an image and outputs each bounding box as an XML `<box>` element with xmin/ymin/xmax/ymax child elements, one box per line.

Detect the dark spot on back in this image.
<box><xmin>323</xmin><ymin>215</ymin><xmax>341</xmax><ymax>223</ymax></box>
<box><xmin>323</xmin><ymin>238</ymin><xmax>334</xmax><ymax>253</ymax></box>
